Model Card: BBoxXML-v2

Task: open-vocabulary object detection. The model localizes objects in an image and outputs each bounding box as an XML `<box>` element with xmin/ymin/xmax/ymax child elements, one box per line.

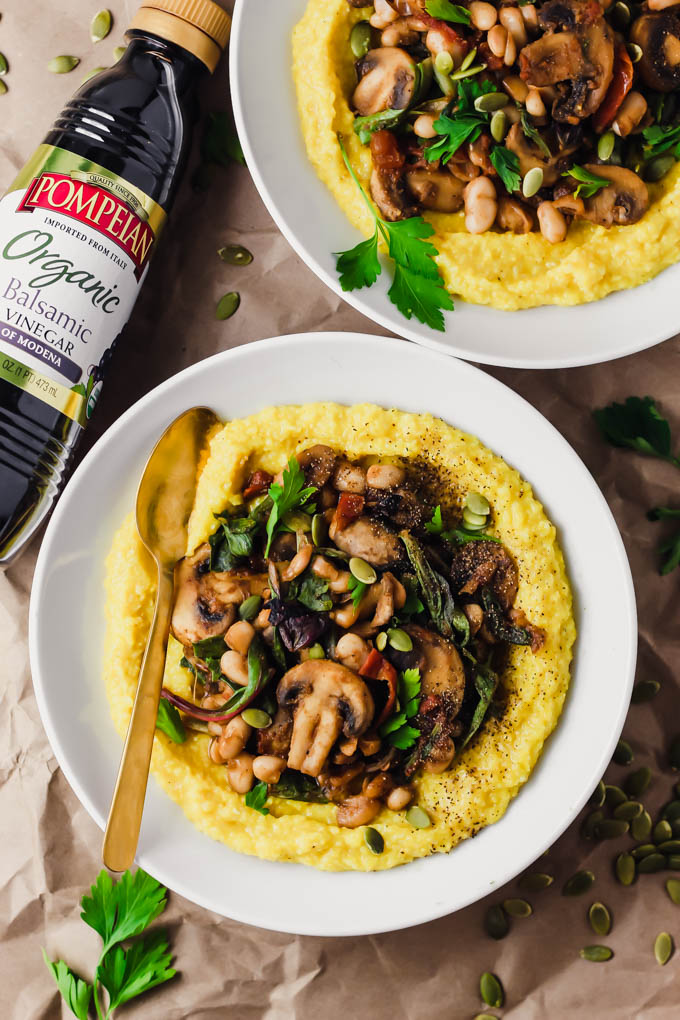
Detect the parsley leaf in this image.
<box><xmin>490</xmin><ymin>146</ymin><xmax>521</xmax><ymax>193</ymax></box>
<box><xmin>425</xmin><ymin>113</ymin><xmax>484</xmax><ymax>165</ymax></box>
<box><xmin>336</xmin><ymin>231</ymin><xmax>381</xmax><ymax>291</ymax></box>
<box><xmin>648</xmin><ymin>507</ymin><xmax>680</xmax><ymax>575</ymax></box>
<box><xmin>562</xmin><ymin>165</ymin><xmax>610</xmax><ymax>198</ymax></box>
<box><xmin>594</xmin><ymin>396</ymin><xmax>680</xmax><ymax>466</ymax></box>
<box><xmin>642</xmin><ymin>122</ymin><xmax>680</xmax><ymax>159</ymax></box>
<box><xmin>426</xmin><ymin>0</ymin><xmax>471</xmax><ymax>24</ymax></box>
<box><xmin>520</xmin><ymin>110</ymin><xmax>551</xmax><ymax>158</ymax></box>
<box><xmin>81</xmin><ymin>869</ymin><xmax>168</xmax><ymax>957</ymax></box>
<box><xmin>155</xmin><ymin>699</ymin><xmax>186</xmax><ymax>743</ymax></box>
<box><xmin>348</xmin><ymin>574</ymin><xmax>368</xmax><ymax>609</ymax></box>
<box><xmin>42</xmin><ymin>953</ymin><xmax>92</xmax><ymax>1020</ymax></box>
<box><xmin>380</xmin><ymin>668</ymin><xmax>422</xmax><ymax>748</ymax></box>
<box><xmin>245</xmin><ymin>780</ymin><xmax>270</xmax><ymax>815</ymax></box>
<box><xmin>425</xmin><ymin>504</ymin><xmax>444</xmax><ymax>534</ymax></box>
<box><xmin>97</xmin><ymin>930</ymin><xmax>175</xmax><ymax>1012</ymax></box>
<box><xmin>265</xmin><ymin>457</ymin><xmax>317</xmax><ymax>555</ymax></box>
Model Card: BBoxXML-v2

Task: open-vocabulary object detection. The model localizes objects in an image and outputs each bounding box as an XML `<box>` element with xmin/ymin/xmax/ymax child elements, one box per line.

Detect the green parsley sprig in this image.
<box><xmin>245</xmin><ymin>780</ymin><xmax>270</xmax><ymax>815</ymax></box>
<box><xmin>563</xmin><ymin>165</ymin><xmax>610</xmax><ymax>199</ymax></box>
<box><xmin>348</xmin><ymin>573</ymin><xmax>368</xmax><ymax>610</ymax></box>
<box><xmin>265</xmin><ymin>457</ymin><xmax>317</xmax><ymax>555</ymax></box>
<box><xmin>379</xmin><ymin>668</ymin><xmax>422</xmax><ymax>748</ymax></box>
<box><xmin>425</xmin><ymin>0</ymin><xmax>471</xmax><ymax>25</ymax></box>
<box><xmin>490</xmin><ymin>146</ymin><xmax>521</xmax><ymax>193</ymax></box>
<box><xmin>424</xmin><ymin>79</ymin><xmax>495</xmax><ymax>165</ymax></box>
<box><xmin>43</xmin><ymin>869</ymin><xmax>176</xmax><ymax>1019</ymax></box>
<box><xmin>335</xmin><ymin>136</ymin><xmax>454</xmax><ymax>331</ymax></box>
<box><xmin>642</xmin><ymin>122</ymin><xmax>680</xmax><ymax>159</ymax></box>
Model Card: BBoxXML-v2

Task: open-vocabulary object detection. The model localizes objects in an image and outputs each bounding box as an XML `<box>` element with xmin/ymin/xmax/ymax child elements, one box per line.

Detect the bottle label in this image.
<box><xmin>0</xmin><ymin>145</ymin><xmax>166</xmax><ymax>425</ymax></box>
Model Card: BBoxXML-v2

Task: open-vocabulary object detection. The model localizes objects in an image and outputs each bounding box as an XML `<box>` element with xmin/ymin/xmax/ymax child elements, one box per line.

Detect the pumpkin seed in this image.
<box><xmin>613</xmin><ymin>739</ymin><xmax>633</xmax><ymax>766</ymax></box>
<box><xmin>595</xmin><ymin>819</ymin><xmax>629</xmax><ymax>840</ymax></box>
<box><xmin>307</xmin><ymin>643</ymin><xmax>325</xmax><ymax>660</ymax></box>
<box><xmin>658</xmin><ymin>839</ymin><xmax>680</xmax><ymax>854</ymax></box>
<box><xmin>311</xmin><ymin>513</ymin><xmax>326</xmax><ymax>546</ymax></box>
<box><xmin>670</xmin><ymin>735</ymin><xmax>680</xmax><ymax>771</ymax></box>
<box><xmin>667</xmin><ymin>854</ymin><xmax>680</xmax><ymax>870</ymax></box>
<box><xmin>614</xmin><ymin>800</ymin><xmax>643</xmax><ymax>821</ymax></box>
<box><xmin>91</xmin><ymin>9</ymin><xmax>112</xmax><ymax>43</ymax></box>
<box><xmin>484</xmin><ymin>904</ymin><xmax>510</xmax><ymax>940</ymax></box>
<box><xmin>81</xmin><ymin>67</ymin><xmax>107</xmax><ymax>84</ymax></box>
<box><xmin>654</xmin><ymin>931</ymin><xmax>673</xmax><ymax>966</ymax></box>
<box><xmin>0</xmin><ymin>80</ymin><xmax>7</xmax><ymax>96</ymax></box>
<box><xmin>474</xmin><ymin>92</ymin><xmax>508</xmax><ymax>113</ymax></box>
<box><xmin>216</xmin><ymin>291</ymin><xmax>240</xmax><ymax>320</ymax></box>
<box><xmin>239</xmin><ymin>595</ymin><xmax>262</xmax><ymax>621</ymax></box>
<box><xmin>580</xmin><ymin>945</ymin><xmax>613</xmax><ymax>962</ymax></box>
<box><xmin>479</xmin><ymin>972</ymin><xmax>504</xmax><ymax>1009</ymax></box>
<box><xmin>113</xmin><ymin>45</ymin><xmax>127</xmax><ymax>61</ymax></box>
<box><xmin>463</xmin><ymin>507</ymin><xmax>488</xmax><ymax>528</ymax></box>
<box><xmin>631</xmin><ymin>679</ymin><xmax>660</xmax><ymax>702</ymax></box>
<box><xmin>503</xmin><ymin>898</ymin><xmax>532</xmax><ymax>918</ymax></box>
<box><xmin>597</xmin><ymin>130</ymin><xmax>615</xmax><ymax>161</ymax></box>
<box><xmin>364</xmin><ymin>826</ymin><xmax>384</xmax><ymax>855</ymax></box>
<box><xmin>406</xmin><ymin>806</ymin><xmax>430</xmax><ymax>829</ymax></box>
<box><xmin>473</xmin><ymin>1015</ymin><xmax>499</xmax><ymax>1020</ymax></box>
<box><xmin>376</xmin><ymin>631</ymin><xmax>388</xmax><ymax>652</ymax></box>
<box><xmin>588</xmin><ymin>901</ymin><xmax>612</xmax><ymax>936</ymax></box>
<box><xmin>350</xmin><ymin>21</ymin><xmax>372</xmax><ymax>59</ymax></box>
<box><xmin>349</xmin><ymin>557</ymin><xmax>376</xmax><ymax>585</ymax></box>
<box><xmin>450</xmin><ymin>63</ymin><xmax>485</xmax><ymax>81</ymax></box>
<box><xmin>563</xmin><ymin>870</ymin><xmax>595</xmax><ymax>896</ymax></box>
<box><xmin>625</xmin><ymin>766</ymin><xmax>652</xmax><ymax>798</ymax></box>
<box><xmin>48</xmin><ymin>55</ymin><xmax>80</xmax><ymax>74</ymax></box>
<box><xmin>590</xmin><ymin>779</ymin><xmax>606</xmax><ymax>807</ymax></box>
<box><xmin>523</xmin><ymin>166</ymin><xmax>544</xmax><ymax>198</ymax></box>
<box><xmin>435</xmin><ymin>50</ymin><xmax>454</xmax><ymax>75</ymax></box>
<box><xmin>637</xmin><ymin>853</ymin><xmax>665</xmax><ymax>874</ymax></box>
<box><xmin>631</xmin><ymin>843</ymin><xmax>657</xmax><ymax>859</ymax></box>
<box><xmin>665</xmin><ymin>877</ymin><xmax>680</xmax><ymax>904</ymax></box>
<box><xmin>218</xmin><ymin>244</ymin><xmax>253</xmax><ymax>266</ymax></box>
<box><xmin>605</xmin><ymin>784</ymin><xmax>627</xmax><ymax>808</ymax></box>
<box><xmin>241</xmin><ymin>708</ymin><xmax>272</xmax><ymax>729</ymax></box>
<box><xmin>654</xmin><ymin>820</ymin><xmax>673</xmax><ymax>844</ymax></box>
<box><xmin>519</xmin><ymin>872</ymin><xmax>553</xmax><ymax>892</ymax></box>
<box><xmin>582</xmin><ymin>810</ymin><xmax>605</xmax><ymax>840</ymax></box>
<box><xmin>631</xmin><ymin>810</ymin><xmax>652</xmax><ymax>841</ymax></box>
<box><xmin>465</xmin><ymin>491</ymin><xmax>491</xmax><ymax>515</ymax></box>
<box><xmin>388</xmin><ymin>627</ymin><xmax>413</xmax><ymax>652</ymax></box>
<box><xmin>0</xmin><ymin>52</ymin><xmax>8</xmax><ymax>76</ymax></box>
<box><xmin>626</xmin><ymin>42</ymin><xmax>643</xmax><ymax>63</ymax></box>
<box><xmin>490</xmin><ymin>110</ymin><xmax>508</xmax><ymax>143</ymax></box>
<box><xmin>612</xmin><ymin>0</ymin><xmax>631</xmax><ymax>27</ymax></box>
<box><xmin>460</xmin><ymin>47</ymin><xmax>477</xmax><ymax>72</ymax></box>
<box><xmin>662</xmin><ymin>801</ymin><xmax>680</xmax><ymax>822</ymax></box>
<box><xmin>645</xmin><ymin>155</ymin><xmax>675</xmax><ymax>183</ymax></box>
<box><xmin>615</xmin><ymin>852</ymin><xmax>636</xmax><ymax>886</ymax></box>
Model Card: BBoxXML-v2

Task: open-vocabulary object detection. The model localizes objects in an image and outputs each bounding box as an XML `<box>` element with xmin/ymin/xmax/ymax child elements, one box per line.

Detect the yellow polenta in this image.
<box><xmin>292</xmin><ymin>0</ymin><xmax>680</xmax><ymax>311</ymax></box>
<box><xmin>104</xmin><ymin>403</ymin><xmax>575</xmax><ymax>871</ymax></box>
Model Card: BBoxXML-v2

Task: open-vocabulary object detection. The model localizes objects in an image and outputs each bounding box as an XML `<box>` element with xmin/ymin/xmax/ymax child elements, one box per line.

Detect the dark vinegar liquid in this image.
<box><xmin>0</xmin><ymin>31</ymin><xmax>204</xmax><ymax>564</ymax></box>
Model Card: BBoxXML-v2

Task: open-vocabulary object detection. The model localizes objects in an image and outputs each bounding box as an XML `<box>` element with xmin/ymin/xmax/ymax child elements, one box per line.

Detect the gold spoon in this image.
<box><xmin>103</xmin><ymin>405</ymin><xmax>219</xmax><ymax>872</ymax></box>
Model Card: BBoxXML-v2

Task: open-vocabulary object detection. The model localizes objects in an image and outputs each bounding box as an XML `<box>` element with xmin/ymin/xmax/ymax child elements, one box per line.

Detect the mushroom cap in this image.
<box><xmin>496</xmin><ymin>196</ymin><xmax>536</xmax><ymax>234</ymax></box>
<box><xmin>580</xmin><ymin>164</ymin><xmax>649</xmax><ymax>227</ymax></box>
<box><xmin>631</xmin><ymin>10</ymin><xmax>680</xmax><ymax>92</ymax></box>
<box><xmin>370</xmin><ymin>167</ymin><xmax>418</xmax><ymax>221</ymax></box>
<box><xmin>450</xmin><ymin>539</ymin><xmax>519</xmax><ymax>611</ymax></box>
<box><xmin>297</xmin><ymin>444</ymin><xmax>337</xmax><ymax>488</ymax></box>
<box><xmin>405</xmin><ymin>169</ymin><xmax>465</xmax><ymax>213</ymax></box>
<box><xmin>329</xmin><ymin>515</ymin><xmax>404</xmax><ymax>567</ymax></box>
<box><xmin>405</xmin><ymin>624</ymin><xmax>466</xmax><ymax>715</ymax></box>
<box><xmin>505</xmin><ymin>123</ymin><xmax>563</xmax><ymax>186</ymax></box>
<box><xmin>352</xmin><ymin>47</ymin><xmax>417</xmax><ymax>116</ymax></box>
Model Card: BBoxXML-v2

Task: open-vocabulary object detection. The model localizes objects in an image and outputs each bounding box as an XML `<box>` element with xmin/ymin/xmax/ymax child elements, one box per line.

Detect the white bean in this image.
<box><xmin>252</xmin><ymin>755</ymin><xmax>286</xmax><ymax>783</ymax></box>
<box><xmin>464</xmin><ymin>176</ymin><xmax>498</xmax><ymax>234</ymax></box>
<box><xmin>365</xmin><ymin>463</ymin><xmax>406</xmax><ymax>489</ymax></box>
<box><xmin>333</xmin><ymin>461</ymin><xmax>366</xmax><ymax>493</ymax></box>
<box><xmin>612</xmin><ymin>91</ymin><xmax>648</xmax><ymax>138</ymax></box>
<box><xmin>225</xmin><ymin>619</ymin><xmax>255</xmax><ymax>656</ymax></box>
<box><xmin>281</xmin><ymin>541</ymin><xmax>313</xmax><ymax>581</ymax></box>
<box><xmin>487</xmin><ymin>24</ymin><xmax>508</xmax><ymax>57</ymax></box>
<box><xmin>413</xmin><ymin>113</ymin><xmax>438</xmax><ymax>139</ymax></box>
<box><xmin>500</xmin><ymin>6</ymin><xmax>528</xmax><ymax>46</ymax></box>
<box><xmin>226</xmin><ymin>753</ymin><xmax>255</xmax><ymax>794</ymax></box>
<box><xmin>525</xmin><ymin>88</ymin><xmax>546</xmax><ymax>118</ymax></box>
<box><xmin>469</xmin><ymin>1</ymin><xmax>497</xmax><ymax>30</ymax></box>
<box><xmin>370</xmin><ymin>0</ymin><xmax>399</xmax><ymax>29</ymax></box>
<box><xmin>537</xmin><ymin>202</ymin><xmax>567</xmax><ymax>244</ymax></box>
<box><xmin>335</xmin><ymin>633</ymin><xmax>371</xmax><ymax>672</ymax></box>
<box><xmin>220</xmin><ymin>649</ymin><xmax>249</xmax><ymax>686</ymax></box>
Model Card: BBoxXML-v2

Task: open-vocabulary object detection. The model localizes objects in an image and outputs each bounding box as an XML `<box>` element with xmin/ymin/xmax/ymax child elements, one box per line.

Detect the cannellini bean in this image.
<box><xmin>386</xmin><ymin>786</ymin><xmax>414</xmax><ymax>811</ymax></box>
<box><xmin>220</xmin><ymin>649</ymin><xmax>249</xmax><ymax>686</ymax></box>
<box><xmin>382</xmin><ymin>20</ymin><xmax>420</xmax><ymax>46</ymax></box>
<box><xmin>226</xmin><ymin>753</ymin><xmax>255</xmax><ymax>794</ymax></box>
<box><xmin>333</xmin><ymin>461</ymin><xmax>366</xmax><ymax>493</ymax></box>
<box><xmin>612</xmin><ymin>91</ymin><xmax>648</xmax><ymax>137</ymax></box>
<box><xmin>311</xmin><ymin>555</ymin><xmax>351</xmax><ymax>593</ymax></box>
<box><xmin>335</xmin><ymin>632</ymin><xmax>371</xmax><ymax>672</ymax></box>
<box><xmin>413</xmin><ymin>113</ymin><xmax>438</xmax><ymax>139</ymax></box>
<box><xmin>254</xmin><ymin>607</ymin><xmax>271</xmax><ymax>631</ymax></box>
<box><xmin>487</xmin><ymin>23</ymin><xmax>508</xmax><ymax>57</ymax></box>
<box><xmin>365</xmin><ymin>463</ymin><xmax>406</xmax><ymax>489</ymax></box>
<box><xmin>425</xmin><ymin>25</ymin><xmax>466</xmax><ymax>66</ymax></box>
<box><xmin>525</xmin><ymin>88</ymin><xmax>546</xmax><ymax>118</ymax></box>
<box><xmin>336</xmin><ymin>795</ymin><xmax>381</xmax><ymax>828</ymax></box>
<box><xmin>503</xmin><ymin>74</ymin><xmax>529</xmax><ymax>104</ymax></box>
<box><xmin>464</xmin><ymin>176</ymin><xmax>498</xmax><ymax>234</ymax></box>
<box><xmin>370</xmin><ymin>0</ymin><xmax>399</xmax><ymax>28</ymax></box>
<box><xmin>537</xmin><ymin>201</ymin><xmax>567</xmax><ymax>244</ymax></box>
<box><xmin>469</xmin><ymin>0</ymin><xmax>497</xmax><ymax>30</ymax></box>
<box><xmin>363</xmin><ymin>773</ymin><xmax>394</xmax><ymax>799</ymax></box>
<box><xmin>281</xmin><ymin>541</ymin><xmax>313</xmax><ymax>581</ymax></box>
<box><xmin>503</xmin><ymin>32</ymin><xmax>517</xmax><ymax>66</ymax></box>
<box><xmin>521</xmin><ymin>3</ymin><xmax>539</xmax><ymax>29</ymax></box>
<box><xmin>225</xmin><ymin>619</ymin><xmax>255</xmax><ymax>656</ymax></box>
<box><xmin>207</xmin><ymin>720</ymin><xmax>223</xmax><ymax>737</ymax></box>
<box><xmin>649</xmin><ymin>0</ymin><xmax>680</xmax><ymax>9</ymax></box>
<box><xmin>463</xmin><ymin>602</ymin><xmax>484</xmax><ymax>636</ymax></box>
<box><xmin>359</xmin><ymin>732</ymin><xmax>382</xmax><ymax>756</ymax></box>
<box><xmin>210</xmin><ymin>716</ymin><xmax>252</xmax><ymax>762</ymax></box>
<box><xmin>202</xmin><ymin>693</ymin><xmax>228</xmax><ymax>710</ymax></box>
<box><xmin>252</xmin><ymin>755</ymin><xmax>286</xmax><ymax>783</ymax></box>
<box><xmin>500</xmin><ymin>6</ymin><xmax>528</xmax><ymax>46</ymax></box>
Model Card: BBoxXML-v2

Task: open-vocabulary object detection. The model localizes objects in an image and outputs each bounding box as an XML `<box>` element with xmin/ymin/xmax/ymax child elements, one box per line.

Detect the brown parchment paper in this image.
<box><xmin>1</xmin><ymin>2</ymin><xmax>680</xmax><ymax>1017</ymax></box>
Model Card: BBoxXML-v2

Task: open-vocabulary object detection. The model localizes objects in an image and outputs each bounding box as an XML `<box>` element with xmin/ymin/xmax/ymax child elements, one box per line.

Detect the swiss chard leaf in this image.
<box><xmin>481</xmin><ymin>587</ymin><xmax>532</xmax><ymax>645</ymax></box>
<box><xmin>594</xmin><ymin>396</ymin><xmax>679</xmax><ymax>465</ymax></box>
<box><xmin>461</xmin><ymin>660</ymin><xmax>498</xmax><ymax>748</ymax></box>
<box><xmin>192</xmin><ymin>635</ymin><xmax>227</xmax><ymax>660</ymax></box>
<box><xmin>400</xmin><ymin>532</ymin><xmax>469</xmax><ymax>643</ymax></box>
<box><xmin>443</xmin><ymin>528</ymin><xmax>502</xmax><ymax>545</ymax></box>
<box><xmin>353</xmin><ymin>108</ymin><xmax>406</xmax><ymax>144</ymax></box>
<box><xmin>155</xmin><ymin>699</ymin><xmax>186</xmax><ymax>743</ymax></box>
<box><xmin>269</xmin><ymin>771</ymin><xmax>328</xmax><ymax>803</ymax></box>
<box><xmin>244</xmin><ymin>780</ymin><xmax>270</xmax><ymax>815</ymax></box>
<box><xmin>42</xmin><ymin>953</ymin><xmax>92</xmax><ymax>1020</ymax></box>
<box><xmin>97</xmin><ymin>930</ymin><xmax>175</xmax><ymax>1011</ymax></box>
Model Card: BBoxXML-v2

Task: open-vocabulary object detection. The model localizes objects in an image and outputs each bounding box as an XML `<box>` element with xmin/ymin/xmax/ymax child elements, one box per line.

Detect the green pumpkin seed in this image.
<box><xmin>406</xmin><ymin>806</ymin><xmax>431</xmax><ymax>829</ymax></box>
<box><xmin>613</xmin><ymin>739</ymin><xmax>633</xmax><ymax>766</ymax></box>
<box><xmin>241</xmin><ymin>708</ymin><xmax>272</xmax><ymax>729</ymax></box>
<box><xmin>519</xmin><ymin>872</ymin><xmax>554</xmax><ymax>892</ymax></box>
<box><xmin>484</xmin><ymin>904</ymin><xmax>509</xmax><ymax>940</ymax></box>
<box><xmin>590</xmin><ymin>779</ymin><xmax>606</xmax><ymax>807</ymax></box>
<box><xmin>645</xmin><ymin>155</ymin><xmax>675</xmax><ymax>183</ymax></box>
<box><xmin>663</xmin><ymin>801</ymin><xmax>680</xmax><ymax>822</ymax></box>
<box><xmin>216</xmin><ymin>291</ymin><xmax>240</xmax><ymax>320</ymax></box>
<box><xmin>631</xmin><ymin>843</ymin><xmax>657</xmax><ymax>859</ymax></box>
<box><xmin>638</xmin><ymin>853</ymin><xmax>666</xmax><ymax>874</ymax></box>
<box><xmin>588</xmin><ymin>901</ymin><xmax>611</xmax><ymax>936</ymax></box>
<box><xmin>308</xmin><ymin>643</ymin><xmax>325</xmax><ymax>660</ymax></box>
<box><xmin>48</xmin><ymin>55</ymin><xmax>80</xmax><ymax>74</ymax></box>
<box><xmin>523</xmin><ymin>166</ymin><xmax>544</xmax><ymax>198</ymax></box>
<box><xmin>81</xmin><ymin>66</ymin><xmax>107</xmax><ymax>84</ymax></box>
<box><xmin>631</xmin><ymin>810</ymin><xmax>652</xmax><ymax>841</ymax></box>
<box><xmin>503</xmin><ymin>898</ymin><xmax>532</xmax><ymax>918</ymax></box>
<box><xmin>460</xmin><ymin>47</ymin><xmax>478</xmax><ymax>72</ymax></box>
<box><xmin>350</xmin><ymin>21</ymin><xmax>372</xmax><ymax>59</ymax></box>
<box><xmin>625</xmin><ymin>766</ymin><xmax>652</xmax><ymax>798</ymax></box>
<box><xmin>0</xmin><ymin>80</ymin><xmax>7</xmax><ymax>96</ymax></box>
<box><xmin>612</xmin><ymin>0</ymin><xmax>631</xmax><ymax>27</ymax></box>
<box><xmin>665</xmin><ymin>877</ymin><xmax>680</xmax><ymax>904</ymax></box>
<box><xmin>282</xmin><ymin>510</ymin><xmax>312</xmax><ymax>533</ymax></box>
<box><xmin>388</xmin><ymin>627</ymin><xmax>412</xmax><ymax>652</ymax></box>
<box><xmin>631</xmin><ymin>679</ymin><xmax>660</xmax><ymax>702</ymax></box>
<box><xmin>597</xmin><ymin>130</ymin><xmax>615</xmax><ymax>161</ymax></box>
<box><xmin>91</xmin><ymin>9</ymin><xmax>112</xmax><ymax>42</ymax></box>
<box><xmin>670</xmin><ymin>735</ymin><xmax>680</xmax><ymax>771</ymax></box>
<box><xmin>654</xmin><ymin>931</ymin><xmax>673</xmax><ymax>965</ymax></box>
<box><xmin>474</xmin><ymin>1015</ymin><xmax>499</xmax><ymax>1020</ymax></box>
<box><xmin>654</xmin><ymin>820</ymin><xmax>673</xmax><ymax>844</ymax></box>
<box><xmin>311</xmin><ymin>513</ymin><xmax>327</xmax><ymax>546</ymax></box>
<box><xmin>376</xmin><ymin>631</ymin><xmax>388</xmax><ymax>652</ymax></box>
<box><xmin>465</xmin><ymin>491</ymin><xmax>491</xmax><ymax>515</ymax></box>
<box><xmin>218</xmin><ymin>244</ymin><xmax>253</xmax><ymax>266</ymax></box>
<box><xmin>239</xmin><ymin>595</ymin><xmax>262</xmax><ymax>621</ymax></box>
<box><xmin>658</xmin><ymin>839</ymin><xmax>680</xmax><ymax>854</ymax></box>
<box><xmin>113</xmin><ymin>45</ymin><xmax>127</xmax><ymax>61</ymax></box>
<box><xmin>614</xmin><ymin>800</ymin><xmax>643</xmax><ymax>821</ymax></box>
<box><xmin>563</xmin><ymin>870</ymin><xmax>595</xmax><ymax>896</ymax></box>
<box><xmin>0</xmin><ymin>52</ymin><xmax>8</xmax><ymax>76</ymax></box>
<box><xmin>462</xmin><ymin>507</ymin><xmax>488</xmax><ymax>528</ymax></box>
<box><xmin>450</xmin><ymin>63</ymin><xmax>485</xmax><ymax>81</ymax></box>
<box><xmin>595</xmin><ymin>819</ymin><xmax>629</xmax><ymax>840</ymax></box>
<box><xmin>615</xmin><ymin>852</ymin><xmax>636</xmax><ymax>886</ymax></box>
<box><xmin>605</xmin><ymin>784</ymin><xmax>627</xmax><ymax>808</ymax></box>
<box><xmin>364</xmin><ymin>826</ymin><xmax>384</xmax><ymax>855</ymax></box>
<box><xmin>667</xmin><ymin>854</ymin><xmax>680</xmax><ymax>870</ymax></box>
<box><xmin>490</xmin><ymin>109</ymin><xmax>508</xmax><ymax>143</ymax></box>
<box><xmin>582</xmin><ymin>809</ymin><xmax>605</xmax><ymax>840</ymax></box>
<box><xmin>349</xmin><ymin>556</ymin><xmax>377</xmax><ymax>585</ymax></box>
<box><xmin>435</xmin><ymin>50</ymin><xmax>454</xmax><ymax>75</ymax></box>
<box><xmin>580</xmin><ymin>945</ymin><xmax>613</xmax><ymax>962</ymax></box>
<box><xmin>479</xmin><ymin>972</ymin><xmax>504</xmax><ymax>1009</ymax></box>
<box><xmin>474</xmin><ymin>92</ymin><xmax>508</xmax><ymax>113</ymax></box>
<box><xmin>626</xmin><ymin>42</ymin><xmax>643</xmax><ymax>63</ymax></box>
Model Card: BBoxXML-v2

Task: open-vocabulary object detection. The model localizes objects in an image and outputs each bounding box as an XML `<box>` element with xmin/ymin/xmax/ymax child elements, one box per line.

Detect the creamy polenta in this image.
<box><xmin>103</xmin><ymin>403</ymin><xmax>574</xmax><ymax>871</ymax></box>
<box><xmin>292</xmin><ymin>0</ymin><xmax>680</xmax><ymax>311</ymax></box>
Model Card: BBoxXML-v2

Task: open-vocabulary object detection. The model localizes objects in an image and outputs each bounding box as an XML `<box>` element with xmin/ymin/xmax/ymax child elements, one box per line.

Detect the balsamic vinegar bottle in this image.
<box><xmin>0</xmin><ymin>0</ymin><xmax>230</xmax><ymax>564</ymax></box>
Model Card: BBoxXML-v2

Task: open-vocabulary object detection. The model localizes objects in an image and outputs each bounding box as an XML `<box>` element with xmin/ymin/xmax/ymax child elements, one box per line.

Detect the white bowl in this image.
<box><xmin>29</xmin><ymin>333</ymin><xmax>636</xmax><ymax>935</ymax></box>
<box><xmin>230</xmin><ymin>0</ymin><xmax>680</xmax><ymax>369</ymax></box>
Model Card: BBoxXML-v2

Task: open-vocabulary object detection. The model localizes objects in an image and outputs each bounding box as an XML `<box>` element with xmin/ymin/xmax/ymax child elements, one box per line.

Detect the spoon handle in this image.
<box><xmin>103</xmin><ymin>563</ymin><xmax>174</xmax><ymax>872</ymax></box>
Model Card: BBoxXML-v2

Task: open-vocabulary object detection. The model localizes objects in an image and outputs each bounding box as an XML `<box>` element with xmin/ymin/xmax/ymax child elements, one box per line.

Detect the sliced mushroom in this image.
<box><xmin>450</xmin><ymin>540</ymin><xmax>519</xmax><ymax>611</ymax></box>
<box><xmin>277</xmin><ymin>660</ymin><xmax>375</xmax><ymax>776</ymax></box>
<box><xmin>329</xmin><ymin>515</ymin><xmax>403</xmax><ymax>567</ymax></box>
<box><xmin>504</xmin><ymin>123</ymin><xmax>562</xmax><ymax>186</ymax></box>
<box><xmin>370</xmin><ymin>571</ymin><xmax>407</xmax><ymax>628</ymax></box>
<box><xmin>519</xmin><ymin>31</ymin><xmax>585</xmax><ymax>87</ymax></box>
<box><xmin>631</xmin><ymin>9</ymin><xmax>680</xmax><ymax>91</ymax></box>
<box><xmin>405</xmin><ymin>624</ymin><xmax>466</xmax><ymax>714</ymax></box>
<box><xmin>496</xmin><ymin>195</ymin><xmax>535</xmax><ymax>233</ymax></box>
<box><xmin>352</xmin><ymin>47</ymin><xmax>417</xmax><ymax>116</ymax></box>
<box><xmin>297</xmin><ymin>444</ymin><xmax>337</xmax><ymax>488</ymax></box>
<box><xmin>370</xmin><ymin>167</ymin><xmax>418</xmax><ymax>221</ymax></box>
<box><xmin>405</xmin><ymin>169</ymin><xmax>465</xmax><ymax>212</ymax></box>
<box><xmin>578</xmin><ymin>164</ymin><xmax>648</xmax><ymax>227</ymax></box>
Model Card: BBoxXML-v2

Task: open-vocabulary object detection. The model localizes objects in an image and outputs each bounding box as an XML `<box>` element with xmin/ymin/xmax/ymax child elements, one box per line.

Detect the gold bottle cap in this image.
<box><xmin>129</xmin><ymin>0</ymin><xmax>231</xmax><ymax>72</ymax></box>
